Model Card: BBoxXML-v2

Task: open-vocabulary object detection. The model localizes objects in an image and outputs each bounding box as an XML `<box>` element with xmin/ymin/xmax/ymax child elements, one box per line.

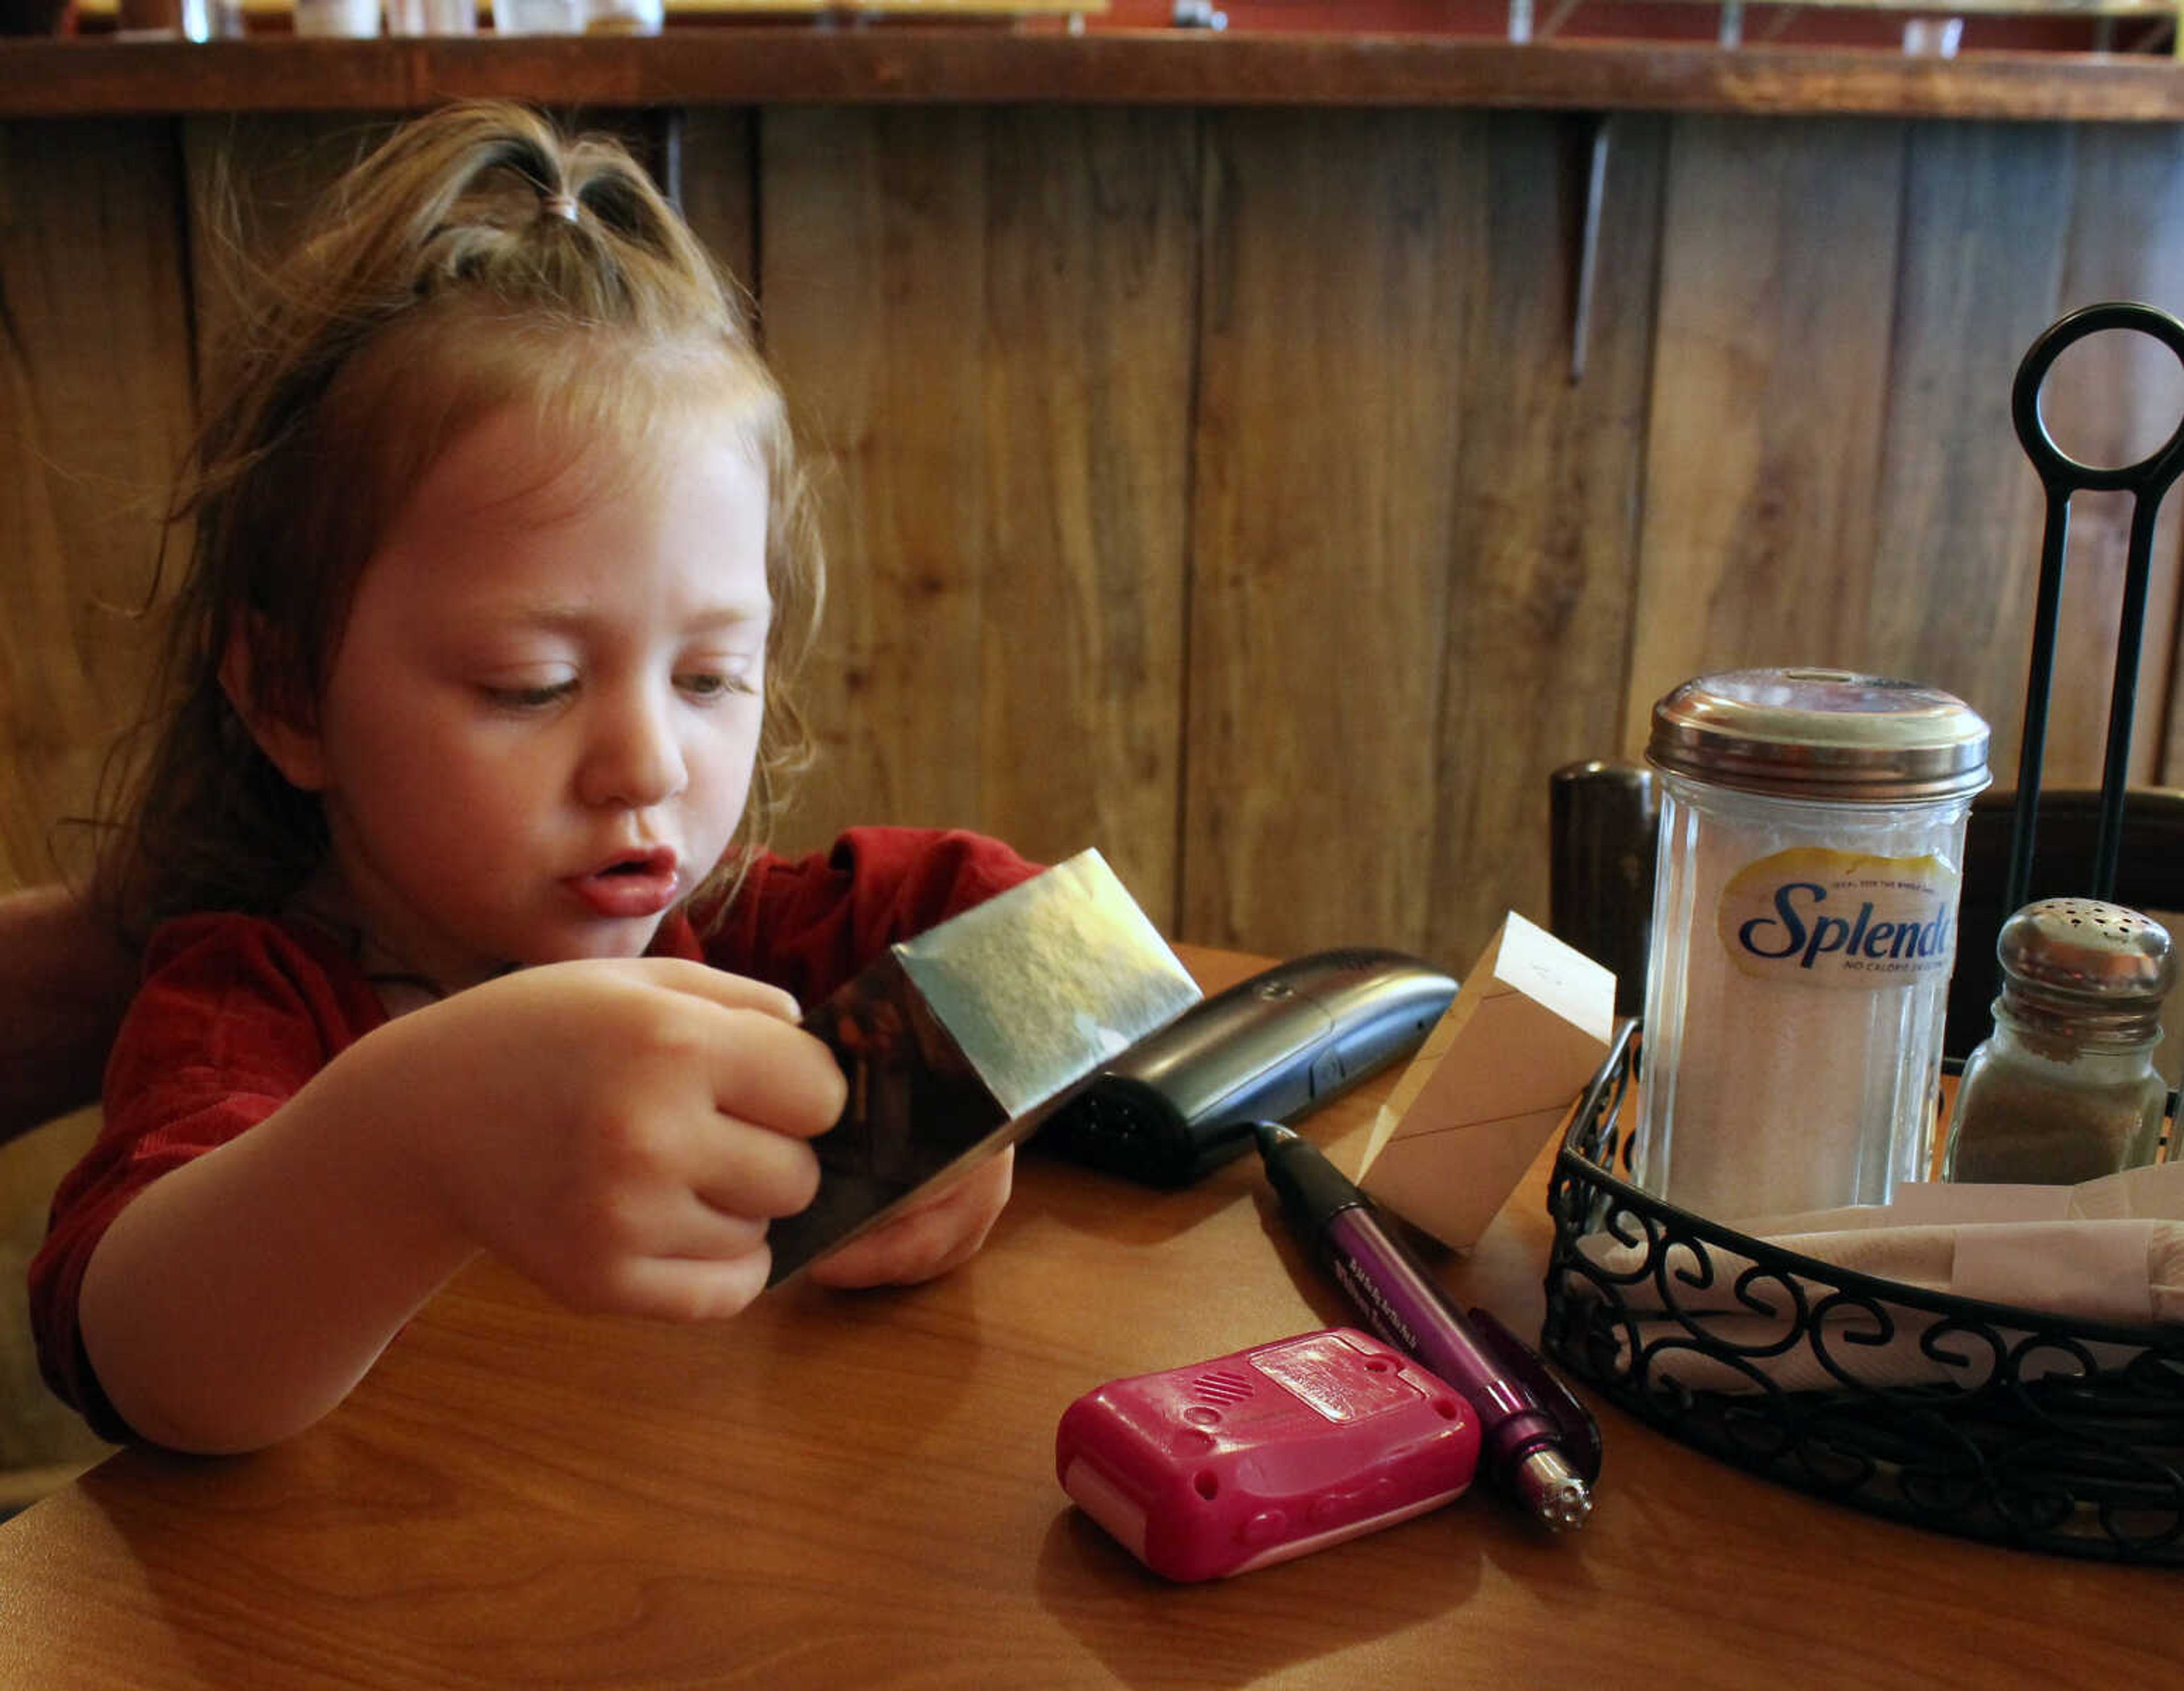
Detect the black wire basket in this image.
<box><xmin>1536</xmin><ymin>303</ymin><xmax>2184</xmax><ymax>1565</ymax></box>
<box><xmin>1541</xmin><ymin>1022</ymin><xmax>2184</xmax><ymax>1564</ymax></box>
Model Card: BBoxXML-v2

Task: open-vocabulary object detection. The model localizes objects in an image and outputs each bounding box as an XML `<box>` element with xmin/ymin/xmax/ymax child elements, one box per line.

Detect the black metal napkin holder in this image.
<box><xmin>1536</xmin><ymin>302</ymin><xmax>2184</xmax><ymax>1564</ymax></box>
<box><xmin>1544</xmin><ymin>1022</ymin><xmax>2182</xmax><ymax>1563</ymax></box>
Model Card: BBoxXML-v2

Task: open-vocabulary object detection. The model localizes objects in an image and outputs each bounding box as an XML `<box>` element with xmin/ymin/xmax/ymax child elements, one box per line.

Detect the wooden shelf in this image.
<box><xmin>3</xmin><ymin>29</ymin><xmax>2183</xmax><ymax>124</ymax></box>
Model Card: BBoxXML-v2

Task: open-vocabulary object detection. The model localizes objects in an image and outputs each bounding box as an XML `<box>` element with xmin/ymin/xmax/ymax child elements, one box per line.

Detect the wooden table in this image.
<box><xmin>1</xmin><ymin>948</ymin><xmax>2174</xmax><ymax>1688</ymax></box>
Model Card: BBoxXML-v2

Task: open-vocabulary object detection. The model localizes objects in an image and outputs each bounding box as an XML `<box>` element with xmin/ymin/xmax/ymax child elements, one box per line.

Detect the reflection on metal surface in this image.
<box><xmin>768</xmin><ymin>849</ymin><xmax>1201</xmax><ymax>1284</ymax></box>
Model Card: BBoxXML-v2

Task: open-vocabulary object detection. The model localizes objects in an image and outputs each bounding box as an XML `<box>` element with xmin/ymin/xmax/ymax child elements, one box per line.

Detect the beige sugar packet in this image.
<box><xmin>1355</xmin><ymin>911</ymin><xmax>1614</xmax><ymax>1253</ymax></box>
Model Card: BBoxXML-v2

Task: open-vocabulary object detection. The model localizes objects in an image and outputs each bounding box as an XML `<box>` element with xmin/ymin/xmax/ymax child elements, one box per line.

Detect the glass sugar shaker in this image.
<box><xmin>1942</xmin><ymin>898</ymin><xmax>2177</xmax><ymax>1185</ymax></box>
<box><xmin>1636</xmin><ymin>668</ymin><xmax>1990</xmax><ymax>1222</ymax></box>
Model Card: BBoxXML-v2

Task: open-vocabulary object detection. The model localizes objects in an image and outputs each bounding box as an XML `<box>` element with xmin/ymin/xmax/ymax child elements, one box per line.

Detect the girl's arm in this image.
<box><xmin>0</xmin><ymin>883</ymin><xmax>137</xmax><ymax>1139</ymax></box>
<box><xmin>77</xmin><ymin>957</ymin><xmax>845</xmax><ymax>1454</ymax></box>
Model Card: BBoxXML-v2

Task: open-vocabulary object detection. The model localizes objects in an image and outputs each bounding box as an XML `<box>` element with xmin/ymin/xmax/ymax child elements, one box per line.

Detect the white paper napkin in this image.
<box><xmin>1569</xmin><ymin>1161</ymin><xmax>2184</xmax><ymax>1394</ymax></box>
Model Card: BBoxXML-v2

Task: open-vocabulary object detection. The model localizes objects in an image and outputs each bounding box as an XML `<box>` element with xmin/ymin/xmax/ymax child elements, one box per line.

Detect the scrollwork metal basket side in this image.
<box><xmin>1541</xmin><ymin>1021</ymin><xmax>2184</xmax><ymax>1564</ymax></box>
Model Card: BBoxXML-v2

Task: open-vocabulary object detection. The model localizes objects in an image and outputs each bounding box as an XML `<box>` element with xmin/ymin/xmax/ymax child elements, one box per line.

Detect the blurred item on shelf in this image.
<box><xmin>61</xmin><ymin>0</ymin><xmax>1107</xmax><ymax>35</ymax></box>
<box><xmin>42</xmin><ymin>0</ymin><xmax>2176</xmax><ymax>55</ymax></box>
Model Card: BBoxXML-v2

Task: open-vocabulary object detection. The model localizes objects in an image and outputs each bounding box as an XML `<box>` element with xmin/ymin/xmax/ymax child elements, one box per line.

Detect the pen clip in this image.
<box><xmin>1465</xmin><ymin>1304</ymin><xmax>1604</xmax><ymax>1484</ymax></box>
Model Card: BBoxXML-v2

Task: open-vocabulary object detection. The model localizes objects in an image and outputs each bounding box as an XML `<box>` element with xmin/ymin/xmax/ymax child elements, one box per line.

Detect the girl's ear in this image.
<box><xmin>219</xmin><ymin>623</ymin><xmax>329</xmax><ymax>792</ymax></box>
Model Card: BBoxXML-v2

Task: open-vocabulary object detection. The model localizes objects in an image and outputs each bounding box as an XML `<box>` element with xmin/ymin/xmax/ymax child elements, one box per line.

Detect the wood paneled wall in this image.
<box><xmin>8</xmin><ymin>105</ymin><xmax>2184</xmax><ymax>981</ymax></box>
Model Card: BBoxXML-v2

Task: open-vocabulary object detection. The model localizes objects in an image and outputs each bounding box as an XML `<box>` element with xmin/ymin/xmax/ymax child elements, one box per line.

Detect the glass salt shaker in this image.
<box><xmin>1635</xmin><ymin>668</ymin><xmax>1991</xmax><ymax>1222</ymax></box>
<box><xmin>1942</xmin><ymin>899</ymin><xmax>2176</xmax><ymax>1185</ymax></box>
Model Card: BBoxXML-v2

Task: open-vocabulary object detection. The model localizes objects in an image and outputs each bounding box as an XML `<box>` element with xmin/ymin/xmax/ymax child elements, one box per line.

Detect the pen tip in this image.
<box><xmin>1515</xmin><ymin>1449</ymin><xmax>1592</xmax><ymax>1531</ymax></box>
<box><xmin>1540</xmin><ymin>1479</ymin><xmax>1592</xmax><ymax>1532</ymax></box>
<box><xmin>1251</xmin><ymin>1121</ymin><xmax>1292</xmax><ymax>1156</ymax></box>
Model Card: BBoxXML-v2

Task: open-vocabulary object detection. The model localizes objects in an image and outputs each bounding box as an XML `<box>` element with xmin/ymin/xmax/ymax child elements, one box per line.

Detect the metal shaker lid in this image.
<box><xmin>1997</xmin><ymin>899</ymin><xmax>2177</xmax><ymax>1031</ymax></box>
<box><xmin>1647</xmin><ymin>667</ymin><xmax>1992</xmax><ymax>801</ymax></box>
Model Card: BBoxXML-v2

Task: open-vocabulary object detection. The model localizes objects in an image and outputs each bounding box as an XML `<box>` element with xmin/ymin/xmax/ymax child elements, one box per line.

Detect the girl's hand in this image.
<box><xmin>804</xmin><ymin>1147</ymin><xmax>1015</xmax><ymax>1289</ymax></box>
<box><xmin>79</xmin><ymin>955</ymin><xmax>850</xmax><ymax>1452</ymax></box>
<box><xmin>396</xmin><ymin>957</ymin><xmax>847</xmax><ymax>1322</ymax></box>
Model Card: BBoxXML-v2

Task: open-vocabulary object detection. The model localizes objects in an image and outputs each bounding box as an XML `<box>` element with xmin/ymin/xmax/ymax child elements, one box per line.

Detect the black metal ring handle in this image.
<box><xmin>2003</xmin><ymin>299</ymin><xmax>2184</xmax><ymax>915</ymax></box>
<box><xmin>2011</xmin><ymin>300</ymin><xmax>2184</xmax><ymax>495</ymax></box>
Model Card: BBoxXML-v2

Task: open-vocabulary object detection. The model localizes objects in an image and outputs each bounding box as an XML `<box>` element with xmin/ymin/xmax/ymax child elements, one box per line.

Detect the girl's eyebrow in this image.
<box><xmin>682</xmin><ymin>601</ymin><xmax>774</xmax><ymax>630</ymax></box>
<box><xmin>484</xmin><ymin>597</ymin><xmax>772</xmax><ymax>632</ymax></box>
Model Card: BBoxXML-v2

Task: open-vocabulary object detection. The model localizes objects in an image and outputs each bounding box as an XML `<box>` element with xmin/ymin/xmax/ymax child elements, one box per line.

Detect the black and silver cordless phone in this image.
<box><xmin>1033</xmin><ymin>948</ymin><xmax>1458</xmax><ymax>1188</ymax></box>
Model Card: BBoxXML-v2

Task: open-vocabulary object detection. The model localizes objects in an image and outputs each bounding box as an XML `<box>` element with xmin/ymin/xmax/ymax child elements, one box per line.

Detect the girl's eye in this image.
<box><xmin>483</xmin><ymin>680</ymin><xmax>577</xmax><ymax>710</ymax></box>
<box><xmin>677</xmin><ymin>669</ymin><xmax>758</xmax><ymax>701</ymax></box>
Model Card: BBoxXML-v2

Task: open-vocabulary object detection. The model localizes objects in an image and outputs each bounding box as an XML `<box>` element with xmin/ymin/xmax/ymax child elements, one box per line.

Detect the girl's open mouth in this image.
<box><xmin>568</xmin><ymin>848</ymin><xmax>680</xmax><ymax>920</ymax></box>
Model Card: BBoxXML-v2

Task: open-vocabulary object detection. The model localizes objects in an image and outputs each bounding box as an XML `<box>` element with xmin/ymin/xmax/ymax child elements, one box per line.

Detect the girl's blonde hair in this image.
<box><xmin>98</xmin><ymin>101</ymin><xmax>820</xmax><ymax>942</ymax></box>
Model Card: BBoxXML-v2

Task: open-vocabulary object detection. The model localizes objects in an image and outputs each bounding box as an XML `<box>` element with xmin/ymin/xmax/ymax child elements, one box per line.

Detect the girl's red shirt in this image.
<box><xmin>30</xmin><ymin>826</ymin><xmax>1040</xmax><ymax>1442</ymax></box>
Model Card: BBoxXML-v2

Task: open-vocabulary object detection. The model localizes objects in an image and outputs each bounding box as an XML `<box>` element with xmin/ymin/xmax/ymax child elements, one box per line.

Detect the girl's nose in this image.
<box><xmin>578</xmin><ymin>687</ymin><xmax>688</xmax><ymax>811</ymax></box>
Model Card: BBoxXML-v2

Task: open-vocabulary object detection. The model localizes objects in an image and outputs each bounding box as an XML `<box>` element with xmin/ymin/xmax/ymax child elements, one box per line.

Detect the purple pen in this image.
<box><xmin>1254</xmin><ymin>1121</ymin><xmax>1598</xmax><ymax>1530</ymax></box>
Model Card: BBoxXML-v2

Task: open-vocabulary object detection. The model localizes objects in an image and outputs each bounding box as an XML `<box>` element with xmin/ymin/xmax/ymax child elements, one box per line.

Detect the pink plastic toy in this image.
<box><xmin>1055</xmin><ymin>1326</ymin><xmax>1480</xmax><ymax>1581</ymax></box>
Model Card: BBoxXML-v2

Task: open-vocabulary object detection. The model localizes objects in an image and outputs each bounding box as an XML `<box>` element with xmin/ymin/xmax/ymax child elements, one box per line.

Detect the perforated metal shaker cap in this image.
<box><xmin>1647</xmin><ymin>668</ymin><xmax>1991</xmax><ymax>802</ymax></box>
<box><xmin>1997</xmin><ymin>899</ymin><xmax>2177</xmax><ymax>1036</ymax></box>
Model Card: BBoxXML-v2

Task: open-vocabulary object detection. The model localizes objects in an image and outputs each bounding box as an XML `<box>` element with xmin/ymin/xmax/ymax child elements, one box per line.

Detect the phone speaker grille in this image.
<box><xmin>1045</xmin><ymin>1086</ymin><xmax>1167</xmax><ymax>1153</ymax></box>
<box><xmin>1189</xmin><ymin>1370</ymin><xmax>1256</xmax><ymax>1407</ymax></box>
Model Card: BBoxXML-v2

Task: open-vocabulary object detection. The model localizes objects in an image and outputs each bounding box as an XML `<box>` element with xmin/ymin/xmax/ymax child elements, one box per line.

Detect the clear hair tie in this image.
<box><xmin>540</xmin><ymin>190</ymin><xmax>580</xmax><ymax>225</ymax></box>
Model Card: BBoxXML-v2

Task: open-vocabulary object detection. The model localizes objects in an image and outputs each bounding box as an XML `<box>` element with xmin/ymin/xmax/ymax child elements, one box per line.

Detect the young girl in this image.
<box><xmin>29</xmin><ymin>102</ymin><xmax>1037</xmax><ymax>1456</ymax></box>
